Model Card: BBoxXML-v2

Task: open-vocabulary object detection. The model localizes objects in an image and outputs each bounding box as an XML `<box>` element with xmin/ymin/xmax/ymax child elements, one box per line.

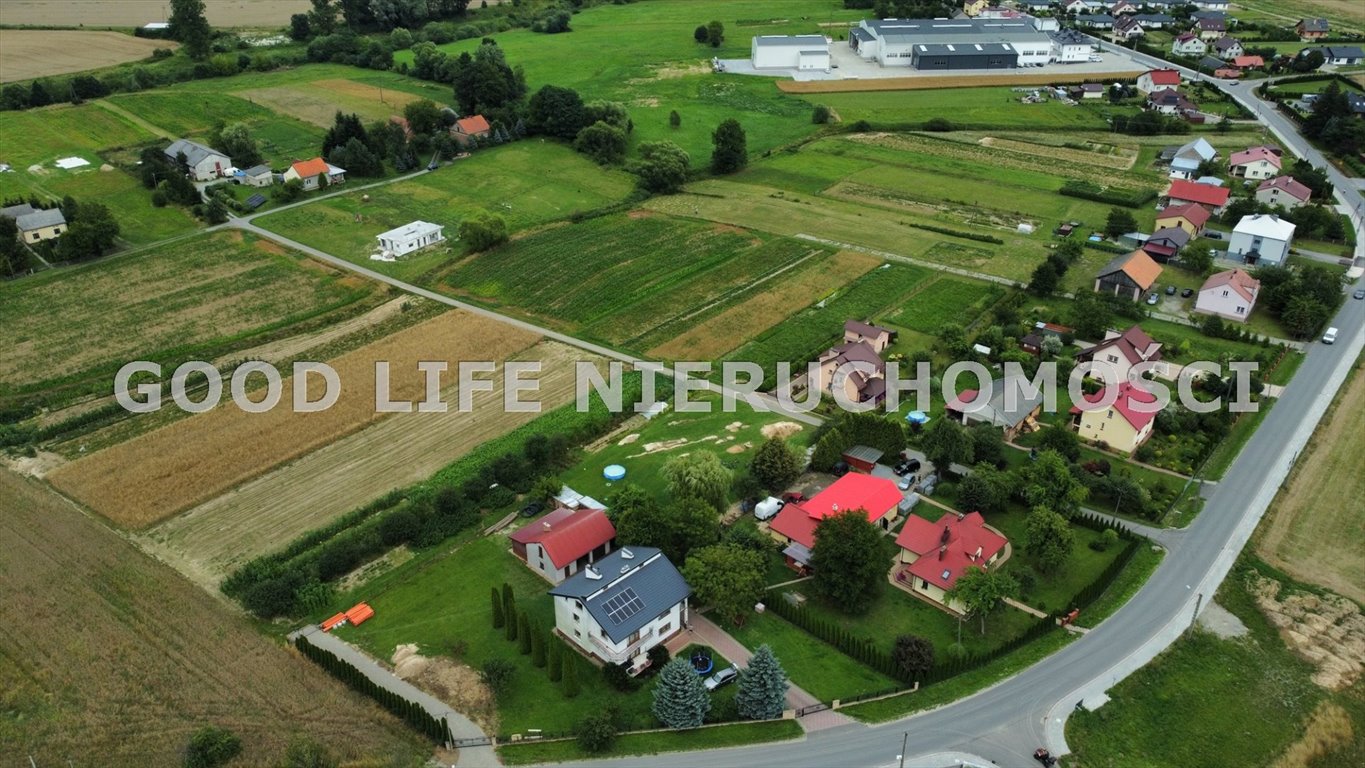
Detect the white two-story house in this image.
<box><xmin>549</xmin><ymin>546</ymin><xmax>690</xmax><ymax>673</ymax></box>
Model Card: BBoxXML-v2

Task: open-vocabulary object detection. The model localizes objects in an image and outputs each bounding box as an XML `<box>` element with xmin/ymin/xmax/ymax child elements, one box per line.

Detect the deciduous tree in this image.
<box><xmin>458</xmin><ymin>209</ymin><xmax>509</xmax><ymax>251</ymax></box>
<box><xmin>810</xmin><ymin>510</ymin><xmax>885</xmax><ymax>614</ymax></box>
<box><xmin>750</xmin><ymin>438</ymin><xmax>803</xmax><ymax>493</ymax></box>
<box><xmin>946</xmin><ymin>568</ymin><xmax>1017</xmax><ymax>635</ymax></box>
<box><xmin>632</xmin><ymin>140</ymin><xmax>690</xmax><ymax>194</ymax></box>
<box><xmin>682</xmin><ymin>544</ymin><xmax>765</xmax><ymax>626</ymax></box>
<box><xmin>921</xmin><ymin>416</ymin><xmax>973</xmax><ymax>477</ymax></box>
<box><xmin>1023</xmin><ymin>505</ymin><xmax>1075</xmax><ymax>572</ymax></box>
<box><xmin>169</xmin><ymin>0</ymin><xmax>213</xmax><ymax>60</ymax></box>
<box><xmin>1021</xmin><ymin>450</ymin><xmax>1088</xmax><ymax>517</ymax></box>
<box><xmin>710</xmin><ymin>118</ymin><xmax>747</xmax><ymax>174</ymax></box>
<box><xmin>662</xmin><ymin>452</ymin><xmax>732</xmax><ymax>512</ymax></box>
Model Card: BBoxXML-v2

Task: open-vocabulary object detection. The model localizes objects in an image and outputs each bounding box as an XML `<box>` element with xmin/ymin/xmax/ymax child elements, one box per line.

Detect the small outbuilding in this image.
<box><xmin>238</xmin><ymin>164</ymin><xmax>274</xmax><ymax>188</ymax></box>
<box><xmin>375</xmin><ymin>220</ymin><xmax>445</xmax><ymax>257</ymax></box>
<box><xmin>750</xmin><ymin>35</ymin><xmax>830</xmax><ymax>70</ymax></box>
<box><xmin>841</xmin><ymin>445</ymin><xmax>884</xmax><ymax>474</ymax></box>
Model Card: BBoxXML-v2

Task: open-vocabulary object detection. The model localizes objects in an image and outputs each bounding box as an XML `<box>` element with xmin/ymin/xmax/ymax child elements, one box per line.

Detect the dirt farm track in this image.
<box><xmin>0</xmin><ymin>0</ymin><xmax>309</xmax><ymax>29</ymax></box>
<box><xmin>0</xmin><ymin>30</ymin><xmax>180</xmax><ymax>83</ymax></box>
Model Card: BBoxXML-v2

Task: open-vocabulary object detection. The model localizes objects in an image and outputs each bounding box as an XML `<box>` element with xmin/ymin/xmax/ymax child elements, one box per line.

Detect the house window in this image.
<box><xmin>573</xmin><ymin>630</ymin><xmax>581</xmax><ymax>638</ymax></box>
<box><xmin>1107</xmin><ymin>410</ymin><xmax>1113</xmax><ymax>419</ymax></box>
<box><xmin>572</xmin><ymin>613</ymin><xmax>580</xmax><ymax>622</ymax></box>
<box><xmin>1222</xmin><ymin>290</ymin><xmax>1229</xmax><ymax>297</ymax></box>
<box><xmin>30</xmin><ymin>232</ymin><xmax>39</xmax><ymax>241</ymax></box>
<box><xmin>1107</xmin><ymin>354</ymin><xmax>1119</xmax><ymax>363</ymax></box>
<box><xmin>1236</xmin><ymin>306</ymin><xmax>1245</xmax><ymax>314</ymax></box>
<box><xmin>658</xmin><ymin>622</ymin><xmax>672</xmax><ymax>636</ymax></box>
<box><xmin>920</xmin><ymin>579</ymin><xmax>929</xmax><ymax>590</ymax></box>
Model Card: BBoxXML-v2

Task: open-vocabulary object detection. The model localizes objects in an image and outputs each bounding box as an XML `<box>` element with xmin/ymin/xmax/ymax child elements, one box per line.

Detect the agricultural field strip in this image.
<box><xmin>0</xmin><ymin>470</ymin><xmax>418</xmax><ymax>764</ymax></box>
<box><xmin>0</xmin><ymin>30</ymin><xmax>177</xmax><ymax>84</ymax></box>
<box><xmin>46</xmin><ymin>310</ymin><xmax>541</xmax><ymax>527</ymax></box>
<box><xmin>141</xmin><ymin>341</ymin><xmax>598</xmax><ymax>588</ymax></box>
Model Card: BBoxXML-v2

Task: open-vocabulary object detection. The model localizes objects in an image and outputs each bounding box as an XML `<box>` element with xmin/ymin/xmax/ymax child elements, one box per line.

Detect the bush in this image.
<box><xmin>576</xmin><ymin>709</ymin><xmax>619</xmax><ymax>753</ymax></box>
<box><xmin>812</xmin><ymin>104</ymin><xmax>831</xmax><ymax>124</ymax></box>
<box><xmin>458</xmin><ymin>209</ymin><xmax>509</xmax><ymax>251</ymax></box>
<box><xmin>603</xmin><ymin>661</ymin><xmax>637</xmax><ymax>692</ymax></box>
<box><xmin>481</xmin><ymin>659</ymin><xmax>516</xmax><ymax>699</ymax></box>
<box><xmin>183</xmin><ymin>726</ymin><xmax>241</xmax><ymax>768</ymax></box>
<box><xmin>1059</xmin><ymin>180</ymin><xmax>1155</xmax><ymax>208</ymax></box>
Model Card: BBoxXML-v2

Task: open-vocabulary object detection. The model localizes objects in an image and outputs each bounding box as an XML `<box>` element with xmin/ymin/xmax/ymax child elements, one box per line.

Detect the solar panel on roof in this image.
<box><xmin>602</xmin><ymin>587</ymin><xmax>645</xmax><ymax>626</ymax></box>
<box><xmin>244</xmin><ymin>194</ymin><xmax>267</xmax><ymax>210</ymax></box>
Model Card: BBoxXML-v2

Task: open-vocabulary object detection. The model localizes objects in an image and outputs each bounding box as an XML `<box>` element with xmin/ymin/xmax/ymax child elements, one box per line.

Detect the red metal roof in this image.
<box><xmin>1069</xmin><ymin>381</ymin><xmax>1160</xmax><ymax>431</ymax></box>
<box><xmin>769</xmin><ymin>473</ymin><xmax>902</xmax><ymax>549</ymax></box>
<box><xmin>895</xmin><ymin>511</ymin><xmax>1007</xmax><ymax>592</ymax></box>
<box><xmin>1168</xmin><ymin>180</ymin><xmax>1230</xmax><ymax>208</ymax></box>
<box><xmin>1144</xmin><ymin>69</ymin><xmax>1181</xmax><ymax>86</ymax></box>
<box><xmin>509</xmin><ymin>507</ymin><xmax>616</xmax><ymax>569</ymax></box>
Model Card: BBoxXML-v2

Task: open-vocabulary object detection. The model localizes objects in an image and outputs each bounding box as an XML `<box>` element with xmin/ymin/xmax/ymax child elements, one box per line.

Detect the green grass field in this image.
<box><xmin>105</xmin><ymin>90</ymin><xmax>322</xmax><ymax>167</ymax></box>
<box><xmin>887</xmin><ymin>276</ymin><xmax>1004</xmax><ymax>334</ymax></box>
<box><xmin>1067</xmin><ymin>557</ymin><xmax>1365</xmax><ymax>768</ymax></box>
<box><xmin>722</xmin><ymin>609</ymin><xmax>900</xmax><ymax>702</ymax></box>
<box><xmin>256</xmin><ymin>141</ymin><xmax>636</xmax><ymax>282</ymax></box>
<box><xmin>558</xmin><ymin>395</ymin><xmax>809</xmax><ymax>506</ymax></box>
<box><xmin>446</xmin><ymin>213</ymin><xmax>824</xmax><ymax>346</ymax></box>
<box><xmin>497</xmin><ymin>720</ymin><xmax>803</xmax><ymax>765</ymax></box>
<box><xmin>0</xmin><ymin>103</ymin><xmax>199</xmax><ymax>245</ymax></box>
<box><xmin>0</xmin><ymin>231</ymin><xmax>372</xmax><ymax>396</ymax></box>
<box><xmin>805</xmin><ymin>87</ymin><xmax>1126</xmax><ymax>130</ymax></box>
<box><xmin>394</xmin><ymin>0</ymin><xmax>857</xmax><ymax>162</ymax></box>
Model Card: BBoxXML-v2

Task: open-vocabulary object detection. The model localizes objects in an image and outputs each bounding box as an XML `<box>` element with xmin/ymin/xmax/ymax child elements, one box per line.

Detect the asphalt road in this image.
<box><xmin>227</xmin><ymin>56</ymin><xmax>1365</xmax><ymax>766</ymax></box>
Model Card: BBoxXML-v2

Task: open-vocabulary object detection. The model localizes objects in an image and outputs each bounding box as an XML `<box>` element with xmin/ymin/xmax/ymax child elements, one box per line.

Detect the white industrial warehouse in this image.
<box><xmin>849</xmin><ymin>17</ymin><xmax>1082</xmax><ymax>70</ymax></box>
<box><xmin>750</xmin><ymin>34</ymin><xmax>831</xmax><ymax>70</ymax></box>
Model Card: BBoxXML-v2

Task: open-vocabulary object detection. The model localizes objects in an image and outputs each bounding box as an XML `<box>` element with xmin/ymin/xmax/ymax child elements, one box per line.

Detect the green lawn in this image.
<box><xmin>496</xmin><ymin>719</ymin><xmax>803</xmax><ymax>765</ymax></box>
<box><xmin>1202</xmin><ymin>397</ymin><xmax>1275</xmax><ymax>480</ymax></box>
<box><xmin>106</xmin><ymin>90</ymin><xmax>322</xmax><ymax>168</ymax></box>
<box><xmin>1074</xmin><ymin>543</ymin><xmax>1164</xmax><ymax>629</ymax></box>
<box><xmin>805</xmin><ymin>87</ymin><xmax>1124</xmax><ymax>130</ymax></box>
<box><xmin>886</xmin><ymin>276</ymin><xmax>1004</xmax><ymax>334</ymax></box>
<box><xmin>722</xmin><ymin>609</ymin><xmax>899</xmax><ymax>702</ymax></box>
<box><xmin>256</xmin><ymin>141</ymin><xmax>636</xmax><ymax>282</ymax></box>
<box><xmin>334</xmin><ymin>535</ymin><xmax>659</xmax><ymax>734</ymax></box>
<box><xmin>0</xmin><ymin>103</ymin><xmax>200</xmax><ymax>245</ymax></box>
<box><xmin>558</xmin><ymin>395</ymin><xmax>810</xmax><ymax>506</ymax></box>
<box><xmin>445</xmin><ymin>214</ymin><xmax>824</xmax><ymax>348</ymax></box>
<box><xmin>1067</xmin><ymin>557</ymin><xmax>1361</xmax><ymax>768</ymax></box>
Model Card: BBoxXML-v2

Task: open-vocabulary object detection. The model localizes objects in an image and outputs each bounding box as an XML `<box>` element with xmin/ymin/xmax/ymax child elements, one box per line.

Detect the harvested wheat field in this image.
<box><xmin>49</xmin><ymin>310</ymin><xmax>540</xmax><ymax>528</ymax></box>
<box><xmin>0</xmin><ymin>30</ymin><xmax>177</xmax><ymax>82</ymax></box>
<box><xmin>649</xmin><ymin>250</ymin><xmax>881</xmax><ymax>361</ymax></box>
<box><xmin>1256</xmin><ymin>357</ymin><xmax>1365</xmax><ymax>604</ymax></box>
<box><xmin>778</xmin><ymin>71</ymin><xmax>1143</xmax><ymax>93</ymax></box>
<box><xmin>0</xmin><ymin>469</ymin><xmax>423</xmax><ymax>764</ymax></box>
<box><xmin>142</xmin><ymin>341</ymin><xmax>601</xmax><ymax>588</ymax></box>
<box><xmin>234</xmin><ymin>78</ymin><xmax>421</xmax><ymax>127</ymax></box>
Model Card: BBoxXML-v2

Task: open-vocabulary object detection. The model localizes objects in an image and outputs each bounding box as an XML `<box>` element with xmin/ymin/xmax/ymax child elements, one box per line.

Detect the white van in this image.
<box><xmin>1322</xmin><ymin>327</ymin><xmax>1339</xmax><ymax>344</ymax></box>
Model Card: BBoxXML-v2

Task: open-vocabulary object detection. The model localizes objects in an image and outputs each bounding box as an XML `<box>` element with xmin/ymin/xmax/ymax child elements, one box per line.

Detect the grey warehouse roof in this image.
<box><xmin>916</xmin><ymin>42</ymin><xmax>1016</xmax><ymax>55</ymax></box>
<box><xmin>164</xmin><ymin>138</ymin><xmax>226</xmax><ymax>166</ymax></box>
<box><xmin>863</xmin><ymin>18</ymin><xmax>1049</xmax><ymax>46</ymax></box>
<box><xmin>753</xmin><ymin>35</ymin><xmax>827</xmax><ymax>47</ymax></box>
<box><xmin>549</xmin><ymin>546</ymin><xmax>690</xmax><ymax>645</ymax></box>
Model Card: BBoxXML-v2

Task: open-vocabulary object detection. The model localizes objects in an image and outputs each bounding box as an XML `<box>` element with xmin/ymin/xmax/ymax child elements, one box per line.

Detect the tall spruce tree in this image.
<box><xmin>503</xmin><ymin>585</ymin><xmax>518</xmax><ymax>641</ymax></box>
<box><xmin>735</xmin><ymin>644</ymin><xmax>789</xmax><ymax>720</ymax></box>
<box><xmin>490</xmin><ymin>587</ymin><xmax>504</xmax><ymax>628</ymax></box>
<box><xmin>651</xmin><ymin>657</ymin><xmax>710</xmax><ymax>728</ymax></box>
<box><xmin>562</xmin><ymin>655</ymin><xmax>580</xmax><ymax>698</ymax></box>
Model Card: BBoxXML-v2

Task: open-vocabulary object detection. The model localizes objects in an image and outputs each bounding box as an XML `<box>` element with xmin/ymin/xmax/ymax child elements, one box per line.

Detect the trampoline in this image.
<box><xmin>690</xmin><ymin>649</ymin><xmax>713</xmax><ymax>675</ymax></box>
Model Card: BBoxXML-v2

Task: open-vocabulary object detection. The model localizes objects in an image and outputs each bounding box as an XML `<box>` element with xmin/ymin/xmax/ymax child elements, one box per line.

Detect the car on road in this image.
<box><xmin>1181</xmin><ymin>287</ymin><xmax>1194</xmax><ymax>298</ymax></box>
<box><xmin>1354</xmin><ymin>289</ymin><xmax>1365</xmax><ymax>300</ymax></box>
<box><xmin>1146</xmin><ymin>292</ymin><xmax>1160</xmax><ymax>305</ymax></box>
<box><xmin>1165</xmin><ymin>285</ymin><xmax>1176</xmax><ymax>295</ymax></box>
<box><xmin>704</xmin><ymin>665</ymin><xmax>739</xmax><ymax>691</ymax></box>
<box><xmin>1206</xmin><ymin>231</ymin><xmax>1223</xmax><ymax>240</ymax></box>
<box><xmin>1322</xmin><ymin>327</ymin><xmax>1339</xmax><ymax>344</ymax></box>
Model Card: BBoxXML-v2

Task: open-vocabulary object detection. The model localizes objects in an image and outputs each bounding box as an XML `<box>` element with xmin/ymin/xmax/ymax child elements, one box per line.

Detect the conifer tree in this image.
<box><xmin>491</xmin><ymin>587</ymin><xmax>504</xmax><ymax>628</ymax></box>
<box><xmin>562</xmin><ymin>655</ymin><xmax>580</xmax><ymax>698</ymax></box>
<box><xmin>735</xmin><ymin>644</ymin><xmax>789</xmax><ymax>721</ymax></box>
<box><xmin>651</xmin><ymin>657</ymin><xmax>710</xmax><ymax>728</ymax></box>
<box><xmin>518</xmin><ymin>612</ymin><xmax>532</xmax><ymax>654</ymax></box>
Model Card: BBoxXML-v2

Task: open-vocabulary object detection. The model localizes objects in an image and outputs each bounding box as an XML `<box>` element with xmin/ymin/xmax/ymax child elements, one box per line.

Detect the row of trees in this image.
<box><xmin>650</xmin><ymin>645</ymin><xmax>788</xmax><ymax>731</ymax></box>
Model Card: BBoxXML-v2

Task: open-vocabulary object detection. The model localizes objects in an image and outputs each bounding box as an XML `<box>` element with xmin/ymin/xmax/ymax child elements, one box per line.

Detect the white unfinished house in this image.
<box><xmin>1229</xmin><ymin>214</ymin><xmax>1296</xmax><ymax>266</ymax></box>
<box><xmin>549</xmin><ymin>546</ymin><xmax>690</xmax><ymax>672</ymax></box>
<box><xmin>375</xmin><ymin>221</ymin><xmax>445</xmax><ymax>257</ymax></box>
<box><xmin>750</xmin><ymin>35</ymin><xmax>830</xmax><ymax>70</ymax></box>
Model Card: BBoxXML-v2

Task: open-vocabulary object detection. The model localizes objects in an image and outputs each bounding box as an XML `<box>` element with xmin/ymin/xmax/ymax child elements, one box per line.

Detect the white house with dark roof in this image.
<box><xmin>751</xmin><ymin>35</ymin><xmax>830</xmax><ymax>70</ymax></box>
<box><xmin>549</xmin><ymin>546</ymin><xmax>689</xmax><ymax>672</ymax></box>
<box><xmin>1316</xmin><ymin>46</ymin><xmax>1365</xmax><ymax>66</ymax></box>
<box><xmin>945</xmin><ymin>373</ymin><xmax>1047</xmax><ymax>439</ymax></box>
<box><xmin>1168</xmin><ymin>137</ymin><xmax>1217</xmax><ymax>179</ymax></box>
<box><xmin>1212</xmin><ymin>36</ymin><xmax>1243</xmax><ymax>60</ymax></box>
<box><xmin>164</xmin><ymin>138</ymin><xmax>230</xmax><ymax>181</ymax></box>
<box><xmin>1077</xmin><ymin>325</ymin><xmax>1165</xmax><ymax>382</ymax></box>
<box><xmin>1171</xmin><ymin>32</ymin><xmax>1207</xmax><ymax>57</ymax></box>
<box><xmin>239</xmin><ymin>164</ymin><xmax>273</xmax><ymax>188</ymax></box>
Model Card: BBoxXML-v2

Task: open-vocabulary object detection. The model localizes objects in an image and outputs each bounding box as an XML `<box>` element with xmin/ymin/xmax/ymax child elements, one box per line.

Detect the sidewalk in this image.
<box><xmin>666</xmin><ymin>613</ymin><xmax>858</xmax><ymax>732</ymax></box>
<box><xmin>289</xmin><ymin>625</ymin><xmax>497</xmax><ymax>767</ymax></box>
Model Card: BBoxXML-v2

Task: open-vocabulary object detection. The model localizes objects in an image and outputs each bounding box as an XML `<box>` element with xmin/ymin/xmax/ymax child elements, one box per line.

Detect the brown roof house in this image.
<box><xmin>451</xmin><ymin>114</ymin><xmax>492</xmax><ymax>146</ymax></box>
<box><xmin>1077</xmin><ymin>325</ymin><xmax>1165</xmax><ymax>383</ymax></box>
<box><xmin>1195</xmin><ymin>268</ymin><xmax>1260</xmax><ymax>322</ymax></box>
<box><xmin>1094</xmin><ymin>250</ymin><xmax>1163</xmax><ymax>301</ymax></box>
<box><xmin>812</xmin><ymin>319</ymin><xmax>893</xmax><ymax>406</ymax></box>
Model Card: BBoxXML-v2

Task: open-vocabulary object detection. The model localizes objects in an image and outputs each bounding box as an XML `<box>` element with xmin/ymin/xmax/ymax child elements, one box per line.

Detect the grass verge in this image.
<box><xmin>1074</xmin><ymin>544</ymin><xmax>1165</xmax><ymax>629</ymax></box>
<box><xmin>495</xmin><ymin>720</ymin><xmax>804</xmax><ymax>765</ymax></box>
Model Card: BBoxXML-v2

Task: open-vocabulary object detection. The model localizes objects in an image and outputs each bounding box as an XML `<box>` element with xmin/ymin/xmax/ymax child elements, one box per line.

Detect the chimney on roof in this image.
<box><xmin>938</xmin><ymin>544</ymin><xmax>947</xmax><ymax>560</ymax></box>
<box><xmin>543</xmin><ymin>521</ymin><xmax>552</xmax><ymax>530</ymax></box>
<box><xmin>832</xmin><ymin>504</ymin><xmax>839</xmax><ymax>512</ymax></box>
<box><xmin>621</xmin><ymin>548</ymin><xmax>634</xmax><ymax>559</ymax></box>
<box><xmin>957</xmin><ymin>511</ymin><xmax>965</xmax><ymax>521</ymax></box>
<box><xmin>585</xmin><ymin>566</ymin><xmax>602</xmax><ymax>580</ymax></box>
<box><xmin>975</xmin><ymin>545</ymin><xmax>983</xmax><ymax>560</ymax></box>
<box><xmin>940</xmin><ymin>526</ymin><xmax>951</xmax><ymax>545</ymax></box>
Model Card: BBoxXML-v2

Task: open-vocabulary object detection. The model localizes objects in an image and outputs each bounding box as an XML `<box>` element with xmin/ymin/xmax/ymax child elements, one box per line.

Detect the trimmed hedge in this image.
<box><xmin>907</xmin><ymin>223</ymin><xmax>1005</xmax><ymax>245</ymax></box>
<box><xmin>1059</xmin><ymin>180</ymin><xmax>1156</xmax><ymax>208</ymax></box>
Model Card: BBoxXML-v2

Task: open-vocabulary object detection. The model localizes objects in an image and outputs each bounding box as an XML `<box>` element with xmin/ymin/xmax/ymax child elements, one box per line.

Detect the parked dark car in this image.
<box><xmin>893</xmin><ymin>458</ymin><xmax>921</xmax><ymax>476</ymax></box>
<box><xmin>1181</xmin><ymin>287</ymin><xmax>1194</xmax><ymax>298</ymax></box>
<box><xmin>519</xmin><ymin>502</ymin><xmax>543</xmax><ymax>518</ymax></box>
<box><xmin>831</xmin><ymin>461</ymin><xmax>850</xmax><ymax>477</ymax></box>
<box><xmin>781</xmin><ymin>492</ymin><xmax>807</xmax><ymax>504</ymax></box>
<box><xmin>1206</xmin><ymin>231</ymin><xmax>1223</xmax><ymax>240</ymax></box>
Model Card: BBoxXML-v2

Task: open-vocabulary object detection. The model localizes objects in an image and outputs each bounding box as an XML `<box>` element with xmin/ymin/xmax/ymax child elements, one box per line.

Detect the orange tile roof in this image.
<box><xmin>456</xmin><ymin>115</ymin><xmax>491</xmax><ymax>135</ymax></box>
<box><xmin>290</xmin><ymin>157</ymin><xmax>329</xmax><ymax>178</ymax></box>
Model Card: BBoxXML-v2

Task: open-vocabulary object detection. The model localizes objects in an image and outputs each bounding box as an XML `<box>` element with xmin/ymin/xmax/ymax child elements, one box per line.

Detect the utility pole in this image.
<box><xmin>898</xmin><ymin>731</ymin><xmax>909</xmax><ymax>768</ymax></box>
<box><xmin>1191</xmin><ymin>592</ymin><xmax>1203</xmax><ymax>629</ymax></box>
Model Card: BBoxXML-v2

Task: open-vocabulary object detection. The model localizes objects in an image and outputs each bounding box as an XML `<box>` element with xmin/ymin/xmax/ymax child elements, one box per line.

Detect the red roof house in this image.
<box><xmin>452</xmin><ymin>114</ymin><xmax>492</xmax><ymax>145</ymax></box>
<box><xmin>1076</xmin><ymin>325</ymin><xmax>1164</xmax><ymax>382</ymax></box>
<box><xmin>769</xmin><ymin>473</ymin><xmax>904</xmax><ymax>571</ymax></box>
<box><xmin>1070</xmin><ymin>381</ymin><xmax>1161</xmax><ymax>454</ymax></box>
<box><xmin>1167</xmin><ymin>179</ymin><xmax>1230</xmax><ymax>211</ymax></box>
<box><xmin>1137</xmin><ymin>68</ymin><xmax>1181</xmax><ymax>94</ymax></box>
<box><xmin>510</xmin><ymin>507</ymin><xmax>617</xmax><ymax>584</ymax></box>
<box><xmin>894</xmin><ymin>511</ymin><xmax>1008</xmax><ymax>612</ymax></box>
